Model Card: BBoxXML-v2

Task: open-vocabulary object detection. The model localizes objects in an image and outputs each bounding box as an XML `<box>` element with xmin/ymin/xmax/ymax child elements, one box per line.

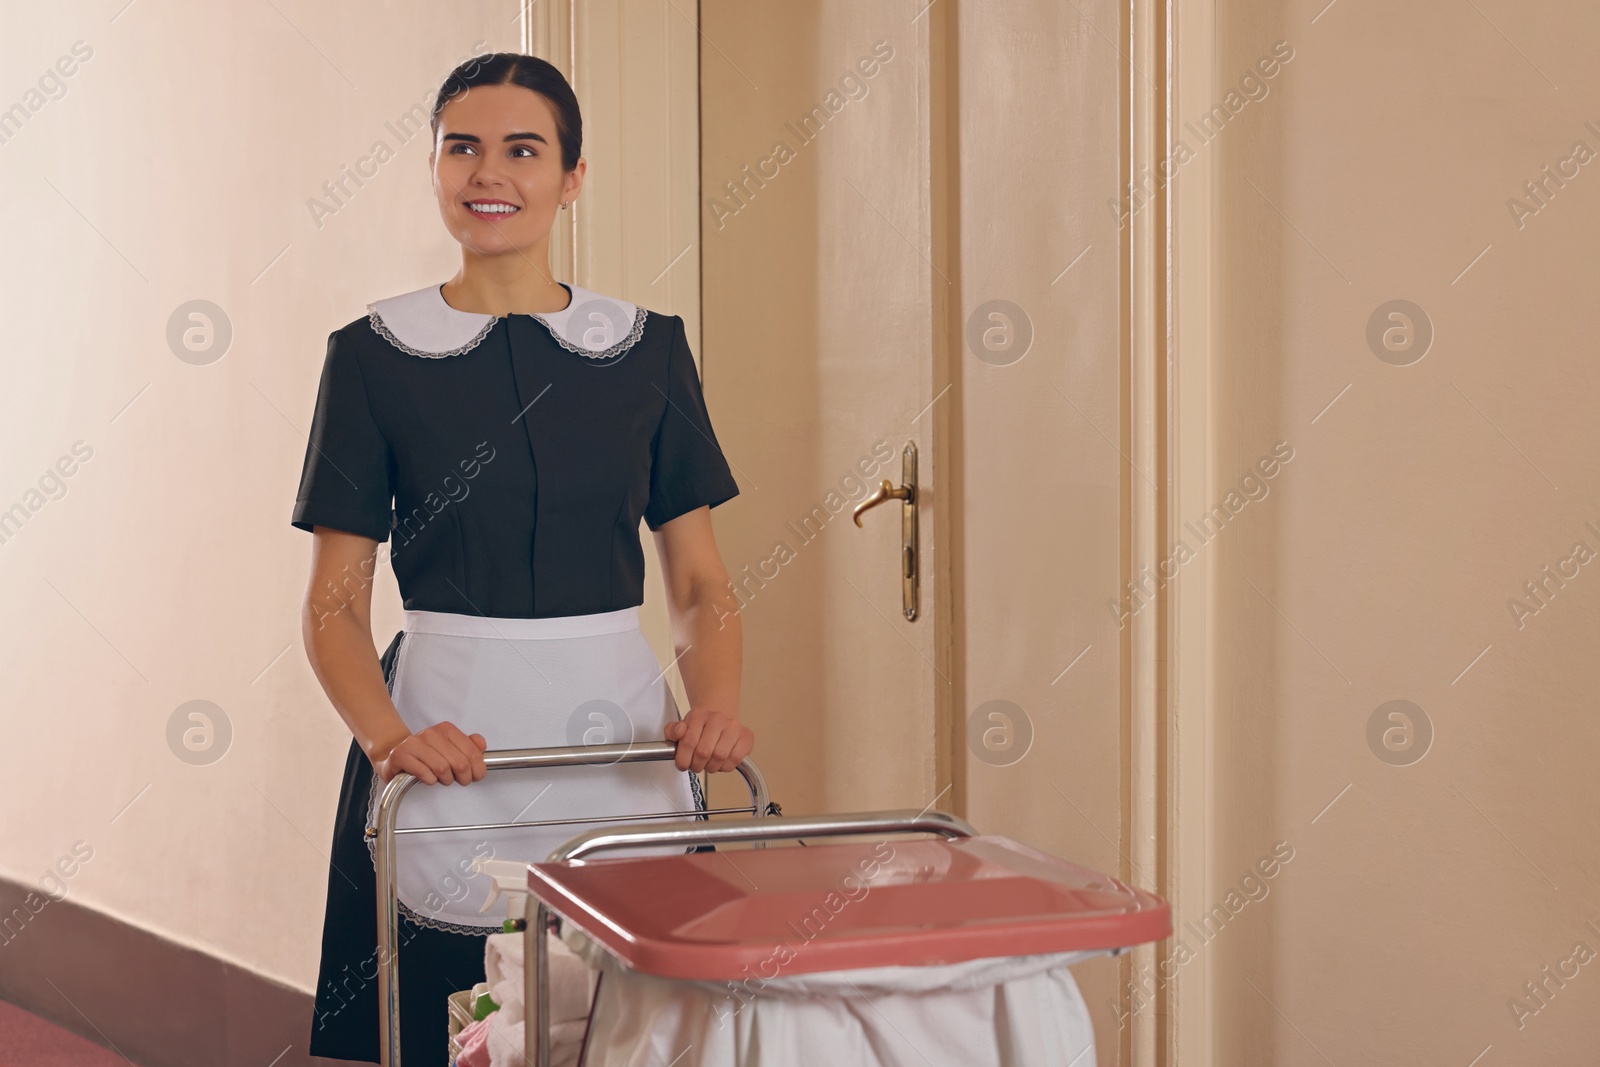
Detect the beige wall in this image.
<box><xmin>0</xmin><ymin>3</ymin><xmax>470</xmax><ymax>988</ymax></box>
<box><xmin>0</xmin><ymin>0</ymin><xmax>697</xmax><ymax>998</ymax></box>
<box><xmin>1206</xmin><ymin>0</ymin><xmax>1600</xmax><ymax>1061</ymax></box>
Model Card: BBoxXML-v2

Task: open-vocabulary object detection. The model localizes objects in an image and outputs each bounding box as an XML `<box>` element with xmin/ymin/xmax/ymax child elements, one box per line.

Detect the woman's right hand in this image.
<box><xmin>372</xmin><ymin>723</ymin><xmax>488</xmax><ymax>785</ymax></box>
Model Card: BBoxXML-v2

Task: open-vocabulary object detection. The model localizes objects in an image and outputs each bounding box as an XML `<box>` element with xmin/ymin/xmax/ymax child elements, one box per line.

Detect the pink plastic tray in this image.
<box><xmin>526</xmin><ymin>833</ymin><xmax>1171</xmax><ymax>981</ymax></box>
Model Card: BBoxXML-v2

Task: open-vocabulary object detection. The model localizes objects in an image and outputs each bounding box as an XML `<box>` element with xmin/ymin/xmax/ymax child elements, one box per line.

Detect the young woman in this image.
<box><xmin>291</xmin><ymin>52</ymin><xmax>754</xmax><ymax>1064</ymax></box>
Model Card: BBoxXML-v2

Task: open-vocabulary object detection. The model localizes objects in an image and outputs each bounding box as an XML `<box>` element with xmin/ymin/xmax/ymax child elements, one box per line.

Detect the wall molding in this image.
<box><xmin>1169</xmin><ymin>0</ymin><xmax>1218</xmax><ymax>1062</ymax></box>
<box><xmin>520</xmin><ymin>1</ymin><xmax>575</xmax><ymax>283</ymax></box>
<box><xmin>0</xmin><ymin>875</ymin><xmax>319</xmax><ymax>1067</ymax></box>
<box><xmin>1122</xmin><ymin>0</ymin><xmax>1166</xmax><ymax>1065</ymax></box>
<box><xmin>1125</xmin><ymin>0</ymin><xmax>1218</xmax><ymax>1064</ymax></box>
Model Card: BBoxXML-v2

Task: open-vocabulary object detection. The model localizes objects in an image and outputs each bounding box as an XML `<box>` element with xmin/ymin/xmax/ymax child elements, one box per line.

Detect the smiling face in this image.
<box><xmin>429</xmin><ymin>82</ymin><xmax>584</xmax><ymax>258</ymax></box>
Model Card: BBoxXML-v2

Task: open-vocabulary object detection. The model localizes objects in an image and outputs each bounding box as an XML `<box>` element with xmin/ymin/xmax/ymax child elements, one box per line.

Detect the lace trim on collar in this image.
<box><xmin>365</xmin><ymin>282</ymin><xmax>648</xmax><ymax>362</ymax></box>
<box><xmin>366</xmin><ymin>307</ymin><xmax>496</xmax><ymax>359</ymax></box>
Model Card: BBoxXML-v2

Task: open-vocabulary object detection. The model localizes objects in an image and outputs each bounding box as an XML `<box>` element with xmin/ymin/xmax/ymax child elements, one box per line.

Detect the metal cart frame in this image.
<box><xmin>524</xmin><ymin>808</ymin><xmax>980</xmax><ymax>1067</ymax></box>
<box><xmin>368</xmin><ymin>740</ymin><xmax>771</xmax><ymax>1067</ymax></box>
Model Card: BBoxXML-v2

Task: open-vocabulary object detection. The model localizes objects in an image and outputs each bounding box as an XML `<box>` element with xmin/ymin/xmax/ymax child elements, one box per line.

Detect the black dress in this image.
<box><xmin>292</xmin><ymin>281</ymin><xmax>740</xmax><ymax>1064</ymax></box>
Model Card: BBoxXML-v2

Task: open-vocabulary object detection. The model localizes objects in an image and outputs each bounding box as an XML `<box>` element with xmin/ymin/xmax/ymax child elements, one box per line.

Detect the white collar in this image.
<box><xmin>366</xmin><ymin>282</ymin><xmax>647</xmax><ymax>361</ymax></box>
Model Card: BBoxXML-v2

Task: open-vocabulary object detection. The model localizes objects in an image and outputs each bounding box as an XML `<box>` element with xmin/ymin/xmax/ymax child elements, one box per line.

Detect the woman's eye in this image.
<box><xmin>447</xmin><ymin>143</ymin><xmax>535</xmax><ymax>158</ymax></box>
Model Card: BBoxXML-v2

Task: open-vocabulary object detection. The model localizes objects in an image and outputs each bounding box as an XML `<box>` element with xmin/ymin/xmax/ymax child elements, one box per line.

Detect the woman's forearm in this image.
<box><xmin>672</xmin><ymin>575</ymin><xmax>743</xmax><ymax>717</ymax></box>
<box><xmin>302</xmin><ymin>606</ymin><xmax>410</xmax><ymax>764</ymax></box>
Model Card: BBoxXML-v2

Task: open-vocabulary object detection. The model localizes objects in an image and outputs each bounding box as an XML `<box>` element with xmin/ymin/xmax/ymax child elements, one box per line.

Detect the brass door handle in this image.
<box><xmin>851</xmin><ymin>442</ymin><xmax>919</xmax><ymax>621</ymax></box>
<box><xmin>851</xmin><ymin>479</ymin><xmax>912</xmax><ymax>526</ymax></box>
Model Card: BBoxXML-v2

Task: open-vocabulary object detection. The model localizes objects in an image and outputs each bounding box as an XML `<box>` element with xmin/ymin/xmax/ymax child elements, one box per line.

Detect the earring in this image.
<box><xmin>561</xmin><ymin>200</ymin><xmax>570</xmax><ymax>211</ymax></box>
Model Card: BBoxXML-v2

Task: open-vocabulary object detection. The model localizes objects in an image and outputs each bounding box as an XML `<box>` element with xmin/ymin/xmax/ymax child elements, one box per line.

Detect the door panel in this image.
<box><xmin>700</xmin><ymin>7</ymin><xmax>943</xmax><ymax>818</ymax></box>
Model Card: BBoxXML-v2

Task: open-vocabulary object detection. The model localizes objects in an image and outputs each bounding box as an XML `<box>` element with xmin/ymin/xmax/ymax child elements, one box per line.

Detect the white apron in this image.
<box><xmin>365</xmin><ymin>606</ymin><xmax>701</xmax><ymax>933</ymax></box>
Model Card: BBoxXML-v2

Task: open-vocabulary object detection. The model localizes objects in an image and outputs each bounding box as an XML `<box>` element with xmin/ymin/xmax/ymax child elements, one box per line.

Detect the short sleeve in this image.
<box><xmin>290</xmin><ymin>330</ymin><xmax>394</xmax><ymax>541</ymax></box>
<box><xmin>643</xmin><ymin>315</ymin><xmax>740</xmax><ymax>531</ymax></box>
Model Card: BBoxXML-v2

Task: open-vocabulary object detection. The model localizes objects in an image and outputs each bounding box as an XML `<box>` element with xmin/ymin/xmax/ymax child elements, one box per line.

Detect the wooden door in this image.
<box><xmin>698</xmin><ymin>11</ymin><xmax>1131</xmax><ymax>1064</ymax></box>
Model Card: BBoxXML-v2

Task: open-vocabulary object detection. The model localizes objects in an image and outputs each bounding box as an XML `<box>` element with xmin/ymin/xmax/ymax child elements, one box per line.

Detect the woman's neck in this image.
<box><xmin>441</xmin><ymin>268</ymin><xmax>571</xmax><ymax>316</ymax></box>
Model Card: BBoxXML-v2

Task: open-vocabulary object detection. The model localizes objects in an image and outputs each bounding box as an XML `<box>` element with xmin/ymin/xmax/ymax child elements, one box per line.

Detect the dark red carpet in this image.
<box><xmin>0</xmin><ymin>999</ymin><xmax>138</xmax><ymax>1066</ymax></box>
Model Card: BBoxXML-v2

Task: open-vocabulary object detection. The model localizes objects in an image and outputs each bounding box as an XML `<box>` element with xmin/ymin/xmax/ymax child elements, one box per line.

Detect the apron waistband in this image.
<box><xmin>401</xmin><ymin>606</ymin><xmax>641</xmax><ymax>639</ymax></box>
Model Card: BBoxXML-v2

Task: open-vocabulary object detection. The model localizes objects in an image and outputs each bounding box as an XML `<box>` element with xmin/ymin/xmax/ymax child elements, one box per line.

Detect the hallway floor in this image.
<box><xmin>0</xmin><ymin>1000</ymin><xmax>135</xmax><ymax>1067</ymax></box>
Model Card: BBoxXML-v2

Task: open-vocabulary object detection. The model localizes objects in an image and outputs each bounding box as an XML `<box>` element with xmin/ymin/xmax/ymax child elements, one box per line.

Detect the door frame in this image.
<box><xmin>1126</xmin><ymin>0</ymin><xmax>1220</xmax><ymax>1064</ymax></box>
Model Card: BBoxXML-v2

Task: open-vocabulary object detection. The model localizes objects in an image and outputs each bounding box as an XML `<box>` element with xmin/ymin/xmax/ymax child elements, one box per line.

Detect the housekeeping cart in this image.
<box><xmin>373</xmin><ymin>744</ymin><xmax>1173</xmax><ymax>1066</ymax></box>
<box><xmin>520</xmin><ymin>811</ymin><xmax>1172</xmax><ymax>1067</ymax></box>
<box><xmin>368</xmin><ymin>741</ymin><xmax>773</xmax><ymax>1066</ymax></box>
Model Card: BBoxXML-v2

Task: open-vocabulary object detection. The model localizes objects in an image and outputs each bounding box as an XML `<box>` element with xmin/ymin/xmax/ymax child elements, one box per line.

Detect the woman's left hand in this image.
<box><xmin>665</xmin><ymin>708</ymin><xmax>755</xmax><ymax>773</ymax></box>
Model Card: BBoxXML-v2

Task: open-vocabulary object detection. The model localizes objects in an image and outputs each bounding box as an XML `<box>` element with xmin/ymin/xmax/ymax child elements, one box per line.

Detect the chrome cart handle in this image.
<box><xmin>373</xmin><ymin>740</ymin><xmax>769</xmax><ymax>1067</ymax></box>
<box><xmin>548</xmin><ymin>806</ymin><xmax>975</xmax><ymax>861</ymax></box>
<box><xmin>527</xmin><ymin>807</ymin><xmax>978</xmax><ymax>1067</ymax></box>
<box><xmin>371</xmin><ymin>741</ymin><xmax>771</xmax><ymax>836</ymax></box>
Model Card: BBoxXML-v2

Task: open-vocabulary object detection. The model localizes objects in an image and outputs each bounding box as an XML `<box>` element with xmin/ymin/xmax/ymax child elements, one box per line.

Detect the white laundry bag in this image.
<box><xmin>560</xmin><ymin>922</ymin><xmax>1106</xmax><ymax>1067</ymax></box>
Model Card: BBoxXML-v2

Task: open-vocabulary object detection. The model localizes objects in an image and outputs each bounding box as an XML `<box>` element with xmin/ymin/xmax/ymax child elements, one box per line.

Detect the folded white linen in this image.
<box><xmin>477</xmin><ymin>927</ymin><xmax>599</xmax><ymax>1067</ymax></box>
